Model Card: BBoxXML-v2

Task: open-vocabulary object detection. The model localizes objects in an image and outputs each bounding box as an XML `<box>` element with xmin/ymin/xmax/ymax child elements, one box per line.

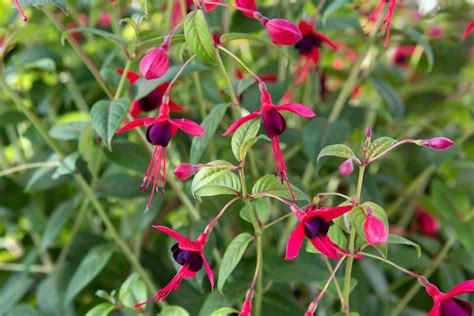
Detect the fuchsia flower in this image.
<box><xmin>422</xmin><ymin>137</ymin><xmax>454</xmax><ymax>150</ymax></box>
<box><xmin>463</xmin><ymin>20</ymin><xmax>474</xmax><ymax>40</ymax></box>
<box><xmin>361</xmin><ymin>0</ymin><xmax>397</xmax><ymax>48</ymax></box>
<box><xmin>236</xmin><ymin>0</ymin><xmax>257</xmax><ymax>18</ymax></box>
<box><xmin>117</xmin><ymin>103</ymin><xmax>204</xmax><ymax>209</ymax></box>
<box><xmin>174</xmin><ymin>163</ymin><xmax>200</xmax><ymax>180</ymax></box>
<box><xmin>223</xmin><ymin>89</ymin><xmax>315</xmax><ymax>200</ymax></box>
<box><xmin>135</xmin><ymin>226</ymin><xmax>214</xmax><ymax>307</ymax></box>
<box><xmin>415</xmin><ymin>206</ymin><xmax>440</xmax><ymax>236</ymax></box>
<box><xmin>260</xmin><ymin>18</ymin><xmax>302</xmax><ymax>46</ymax></box>
<box><xmin>363</xmin><ymin>212</ymin><xmax>388</xmax><ymax>245</ymax></box>
<box><xmin>293</xmin><ymin>20</ymin><xmax>337</xmax><ymax>85</ymax></box>
<box><xmin>424</xmin><ymin>280</ymin><xmax>474</xmax><ymax>316</ymax></box>
<box><xmin>117</xmin><ymin>69</ymin><xmax>184</xmax><ymax>117</ymax></box>
<box><xmin>98</xmin><ymin>13</ymin><xmax>112</xmax><ymax>28</ymax></box>
<box><xmin>170</xmin><ymin>0</ymin><xmax>220</xmax><ymax>27</ymax></box>
<box><xmin>239</xmin><ymin>299</ymin><xmax>252</xmax><ymax>316</ymax></box>
<box><xmin>339</xmin><ymin>159</ymin><xmax>354</xmax><ymax>176</ymax></box>
<box><xmin>140</xmin><ymin>44</ymin><xmax>170</xmax><ymax>80</ymax></box>
<box><xmin>285</xmin><ymin>204</ymin><xmax>355</xmax><ymax>260</ymax></box>
<box><xmin>391</xmin><ymin>45</ymin><xmax>416</xmax><ymax>66</ymax></box>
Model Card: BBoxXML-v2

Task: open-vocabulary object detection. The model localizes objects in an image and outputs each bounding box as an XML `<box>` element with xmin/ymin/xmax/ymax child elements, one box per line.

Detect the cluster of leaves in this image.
<box><xmin>0</xmin><ymin>1</ymin><xmax>473</xmax><ymax>316</ymax></box>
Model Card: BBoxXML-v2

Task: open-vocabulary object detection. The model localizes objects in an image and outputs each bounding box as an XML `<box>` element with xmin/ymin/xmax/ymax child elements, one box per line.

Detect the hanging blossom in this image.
<box><xmin>117</xmin><ymin>102</ymin><xmax>204</xmax><ymax>210</ymax></box>
<box><xmin>223</xmin><ymin>86</ymin><xmax>316</xmax><ymax>201</ymax></box>
<box><xmin>117</xmin><ymin>69</ymin><xmax>184</xmax><ymax>117</ymax></box>
<box><xmin>414</xmin><ymin>206</ymin><xmax>440</xmax><ymax>236</ymax></box>
<box><xmin>391</xmin><ymin>44</ymin><xmax>416</xmax><ymax>67</ymax></box>
<box><xmin>135</xmin><ymin>226</ymin><xmax>214</xmax><ymax>307</ymax></box>
<box><xmin>293</xmin><ymin>20</ymin><xmax>337</xmax><ymax>86</ymax></box>
<box><xmin>462</xmin><ymin>20</ymin><xmax>474</xmax><ymax>40</ymax></box>
<box><xmin>363</xmin><ymin>210</ymin><xmax>388</xmax><ymax>245</ymax></box>
<box><xmin>360</xmin><ymin>0</ymin><xmax>397</xmax><ymax>48</ymax></box>
<box><xmin>285</xmin><ymin>204</ymin><xmax>360</xmax><ymax>260</ymax></box>
<box><xmin>424</xmin><ymin>280</ymin><xmax>474</xmax><ymax>316</ymax></box>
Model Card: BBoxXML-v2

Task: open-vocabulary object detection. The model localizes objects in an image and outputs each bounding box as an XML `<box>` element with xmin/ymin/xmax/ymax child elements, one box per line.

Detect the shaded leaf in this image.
<box><xmin>231</xmin><ymin>118</ymin><xmax>261</xmax><ymax>161</ymax></box>
<box><xmin>90</xmin><ymin>98</ymin><xmax>129</xmax><ymax>150</ymax></box>
<box><xmin>252</xmin><ymin>175</ymin><xmax>309</xmax><ymax>201</ymax></box>
<box><xmin>317</xmin><ymin>144</ymin><xmax>355</xmax><ymax>162</ymax></box>
<box><xmin>184</xmin><ymin>10</ymin><xmax>218</xmax><ymax>64</ymax></box>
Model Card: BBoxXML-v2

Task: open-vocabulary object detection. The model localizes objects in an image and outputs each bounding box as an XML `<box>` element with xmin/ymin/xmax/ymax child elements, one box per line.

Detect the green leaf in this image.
<box><xmin>49</xmin><ymin>121</ymin><xmax>87</xmax><ymax>140</ymax></box>
<box><xmin>90</xmin><ymin>98</ymin><xmax>129</xmax><ymax>150</ymax></box>
<box><xmin>317</xmin><ymin>144</ymin><xmax>355</xmax><ymax>162</ymax></box>
<box><xmin>0</xmin><ymin>273</ymin><xmax>34</xmax><ymax>314</ymax></box>
<box><xmin>240</xmin><ymin>198</ymin><xmax>270</xmax><ymax>224</ymax></box>
<box><xmin>159</xmin><ymin>306</ymin><xmax>190</xmax><ymax>316</ymax></box>
<box><xmin>403</xmin><ymin>28</ymin><xmax>434</xmax><ymax>72</ymax></box>
<box><xmin>39</xmin><ymin>196</ymin><xmax>80</xmax><ymax>252</ymax></box>
<box><xmin>118</xmin><ymin>273</ymin><xmax>147</xmax><ymax>309</ymax></box>
<box><xmin>190</xmin><ymin>104</ymin><xmax>229</xmax><ymax>164</ymax></box>
<box><xmin>252</xmin><ymin>175</ymin><xmax>309</xmax><ymax>201</ymax></box>
<box><xmin>184</xmin><ymin>10</ymin><xmax>218</xmax><ymax>64</ymax></box>
<box><xmin>18</xmin><ymin>0</ymin><xmax>67</xmax><ymax>13</ymax></box>
<box><xmin>51</xmin><ymin>152</ymin><xmax>79</xmax><ymax>179</ymax></box>
<box><xmin>104</xmin><ymin>140</ymin><xmax>149</xmax><ymax>173</ymax></box>
<box><xmin>367</xmin><ymin>137</ymin><xmax>397</xmax><ymax>160</ymax></box>
<box><xmin>218</xmin><ymin>232</ymin><xmax>253</xmax><ymax>292</ymax></box>
<box><xmin>388</xmin><ymin>234</ymin><xmax>421</xmax><ymax>258</ymax></box>
<box><xmin>209</xmin><ymin>307</ymin><xmax>240</xmax><ymax>316</ymax></box>
<box><xmin>198</xmin><ymin>292</ymin><xmax>232</xmax><ymax>316</ymax></box>
<box><xmin>370</xmin><ymin>78</ymin><xmax>405</xmax><ymax>121</ymax></box>
<box><xmin>191</xmin><ymin>160</ymin><xmax>241</xmax><ymax>201</ymax></box>
<box><xmin>85</xmin><ymin>303</ymin><xmax>114</xmax><ymax>316</ymax></box>
<box><xmin>0</xmin><ymin>110</ymin><xmax>25</xmax><ymax>126</ymax></box>
<box><xmin>61</xmin><ymin>27</ymin><xmax>126</xmax><ymax>48</ymax></box>
<box><xmin>64</xmin><ymin>244</ymin><xmax>114</xmax><ymax>304</ymax></box>
<box><xmin>231</xmin><ymin>118</ymin><xmax>261</xmax><ymax>161</ymax></box>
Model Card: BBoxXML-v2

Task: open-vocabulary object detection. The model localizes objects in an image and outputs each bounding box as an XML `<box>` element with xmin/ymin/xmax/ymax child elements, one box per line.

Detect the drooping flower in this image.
<box><xmin>293</xmin><ymin>20</ymin><xmax>337</xmax><ymax>86</ymax></box>
<box><xmin>117</xmin><ymin>103</ymin><xmax>204</xmax><ymax>209</ymax></box>
<box><xmin>223</xmin><ymin>90</ymin><xmax>315</xmax><ymax>201</ymax></box>
<box><xmin>285</xmin><ymin>204</ymin><xmax>355</xmax><ymax>260</ymax></box>
<box><xmin>421</xmin><ymin>137</ymin><xmax>454</xmax><ymax>150</ymax></box>
<box><xmin>135</xmin><ymin>226</ymin><xmax>214</xmax><ymax>307</ymax></box>
<box><xmin>363</xmin><ymin>212</ymin><xmax>388</xmax><ymax>245</ymax></box>
<box><xmin>259</xmin><ymin>18</ymin><xmax>302</xmax><ymax>46</ymax></box>
<box><xmin>391</xmin><ymin>44</ymin><xmax>416</xmax><ymax>66</ymax></box>
<box><xmin>236</xmin><ymin>0</ymin><xmax>257</xmax><ymax>18</ymax></box>
<box><xmin>424</xmin><ymin>280</ymin><xmax>474</xmax><ymax>316</ymax></box>
<box><xmin>117</xmin><ymin>69</ymin><xmax>184</xmax><ymax>117</ymax></box>
<box><xmin>462</xmin><ymin>20</ymin><xmax>474</xmax><ymax>40</ymax></box>
<box><xmin>415</xmin><ymin>206</ymin><xmax>440</xmax><ymax>236</ymax></box>
<box><xmin>339</xmin><ymin>159</ymin><xmax>354</xmax><ymax>176</ymax></box>
<box><xmin>361</xmin><ymin>0</ymin><xmax>397</xmax><ymax>48</ymax></box>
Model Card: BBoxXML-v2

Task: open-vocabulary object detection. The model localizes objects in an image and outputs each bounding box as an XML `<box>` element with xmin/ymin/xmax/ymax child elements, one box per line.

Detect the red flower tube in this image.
<box><xmin>425</xmin><ymin>280</ymin><xmax>474</xmax><ymax>316</ymax></box>
<box><xmin>236</xmin><ymin>0</ymin><xmax>257</xmax><ymax>18</ymax></box>
<box><xmin>285</xmin><ymin>204</ymin><xmax>356</xmax><ymax>260</ymax></box>
<box><xmin>135</xmin><ymin>226</ymin><xmax>214</xmax><ymax>307</ymax></box>
<box><xmin>117</xmin><ymin>103</ymin><xmax>204</xmax><ymax>209</ymax></box>
<box><xmin>223</xmin><ymin>90</ymin><xmax>315</xmax><ymax>201</ymax></box>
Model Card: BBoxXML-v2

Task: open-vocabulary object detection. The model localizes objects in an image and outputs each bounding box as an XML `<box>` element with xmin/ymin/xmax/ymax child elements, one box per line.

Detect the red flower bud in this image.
<box><xmin>236</xmin><ymin>0</ymin><xmax>257</xmax><ymax>18</ymax></box>
<box><xmin>415</xmin><ymin>207</ymin><xmax>440</xmax><ymax>236</ymax></box>
<box><xmin>339</xmin><ymin>159</ymin><xmax>354</xmax><ymax>176</ymax></box>
<box><xmin>174</xmin><ymin>163</ymin><xmax>199</xmax><ymax>180</ymax></box>
<box><xmin>263</xmin><ymin>19</ymin><xmax>302</xmax><ymax>46</ymax></box>
<box><xmin>421</xmin><ymin>137</ymin><xmax>454</xmax><ymax>150</ymax></box>
<box><xmin>304</xmin><ymin>312</ymin><xmax>314</xmax><ymax>316</ymax></box>
<box><xmin>239</xmin><ymin>299</ymin><xmax>252</xmax><ymax>316</ymax></box>
<box><xmin>364</xmin><ymin>213</ymin><xmax>388</xmax><ymax>245</ymax></box>
<box><xmin>365</xmin><ymin>127</ymin><xmax>372</xmax><ymax>138</ymax></box>
<box><xmin>98</xmin><ymin>13</ymin><xmax>112</xmax><ymax>28</ymax></box>
<box><xmin>139</xmin><ymin>46</ymin><xmax>170</xmax><ymax>80</ymax></box>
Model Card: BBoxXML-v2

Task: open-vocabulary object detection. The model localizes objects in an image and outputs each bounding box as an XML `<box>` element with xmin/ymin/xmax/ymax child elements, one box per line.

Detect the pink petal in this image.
<box><xmin>303</xmin><ymin>205</ymin><xmax>353</xmax><ymax>222</ymax></box>
<box><xmin>116</xmin><ymin>118</ymin><xmax>155</xmax><ymax>133</ymax></box>
<box><xmin>204</xmin><ymin>0</ymin><xmax>220</xmax><ymax>10</ymax></box>
<box><xmin>276</xmin><ymin>103</ymin><xmax>316</xmax><ymax>118</ymax></box>
<box><xmin>152</xmin><ymin>225</ymin><xmax>199</xmax><ymax>251</ymax></box>
<box><xmin>445</xmin><ymin>280</ymin><xmax>474</xmax><ymax>299</ymax></box>
<box><xmin>222</xmin><ymin>111</ymin><xmax>261</xmax><ymax>136</ymax></box>
<box><xmin>236</xmin><ymin>0</ymin><xmax>257</xmax><ymax>18</ymax></box>
<box><xmin>139</xmin><ymin>47</ymin><xmax>169</xmax><ymax>80</ymax></box>
<box><xmin>427</xmin><ymin>301</ymin><xmax>441</xmax><ymax>316</ymax></box>
<box><xmin>184</xmin><ymin>269</ymin><xmax>198</xmax><ymax>279</ymax></box>
<box><xmin>170</xmin><ymin>119</ymin><xmax>205</xmax><ymax>137</ymax></box>
<box><xmin>310</xmin><ymin>235</ymin><xmax>340</xmax><ymax>259</ymax></box>
<box><xmin>116</xmin><ymin>68</ymin><xmax>141</xmax><ymax>85</ymax></box>
<box><xmin>285</xmin><ymin>224</ymin><xmax>306</xmax><ymax>260</ymax></box>
<box><xmin>313</xmin><ymin>32</ymin><xmax>338</xmax><ymax>51</ymax></box>
<box><xmin>201</xmin><ymin>251</ymin><xmax>215</xmax><ymax>288</ymax></box>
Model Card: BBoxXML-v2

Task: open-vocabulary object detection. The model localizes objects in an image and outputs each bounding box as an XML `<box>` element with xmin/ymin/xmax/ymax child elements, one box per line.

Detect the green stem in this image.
<box><xmin>327</xmin><ymin>6</ymin><xmax>386</xmax><ymax>124</ymax></box>
<box><xmin>2</xmin><ymin>81</ymin><xmax>160</xmax><ymax>300</ymax></box>
<box><xmin>360</xmin><ymin>252</ymin><xmax>420</xmax><ymax>279</ymax></box>
<box><xmin>216</xmin><ymin>51</ymin><xmax>240</xmax><ymax>107</ymax></box>
<box><xmin>342</xmin><ymin>165</ymin><xmax>365</xmax><ymax>314</ymax></box>
<box><xmin>43</xmin><ymin>8</ymin><xmax>114</xmax><ymax>99</ymax></box>
<box><xmin>389</xmin><ymin>237</ymin><xmax>455</xmax><ymax>316</ymax></box>
<box><xmin>114</xmin><ymin>59</ymin><xmax>132</xmax><ymax>99</ymax></box>
<box><xmin>192</xmin><ymin>72</ymin><xmax>208</xmax><ymax>118</ymax></box>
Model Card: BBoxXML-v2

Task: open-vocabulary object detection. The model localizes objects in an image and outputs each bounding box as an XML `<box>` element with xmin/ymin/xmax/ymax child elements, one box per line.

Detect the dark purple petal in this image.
<box><xmin>263</xmin><ymin>108</ymin><xmax>286</xmax><ymax>136</ymax></box>
<box><xmin>146</xmin><ymin>122</ymin><xmax>172</xmax><ymax>146</ymax></box>
<box><xmin>303</xmin><ymin>216</ymin><xmax>329</xmax><ymax>239</ymax></box>
<box><xmin>440</xmin><ymin>298</ymin><xmax>472</xmax><ymax>316</ymax></box>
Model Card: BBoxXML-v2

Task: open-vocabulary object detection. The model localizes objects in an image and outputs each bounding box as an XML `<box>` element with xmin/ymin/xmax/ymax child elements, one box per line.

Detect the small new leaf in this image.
<box><xmin>317</xmin><ymin>144</ymin><xmax>355</xmax><ymax>162</ymax></box>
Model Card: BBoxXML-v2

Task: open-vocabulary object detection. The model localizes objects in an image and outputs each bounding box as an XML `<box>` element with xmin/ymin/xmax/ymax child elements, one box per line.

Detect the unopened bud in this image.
<box><xmin>263</xmin><ymin>18</ymin><xmax>302</xmax><ymax>46</ymax></box>
<box><xmin>239</xmin><ymin>299</ymin><xmax>252</xmax><ymax>316</ymax></box>
<box><xmin>339</xmin><ymin>159</ymin><xmax>354</xmax><ymax>176</ymax></box>
<box><xmin>421</xmin><ymin>137</ymin><xmax>454</xmax><ymax>150</ymax></box>
<box><xmin>365</xmin><ymin>127</ymin><xmax>372</xmax><ymax>138</ymax></box>
<box><xmin>174</xmin><ymin>163</ymin><xmax>200</xmax><ymax>180</ymax></box>
<box><xmin>363</xmin><ymin>212</ymin><xmax>388</xmax><ymax>245</ymax></box>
